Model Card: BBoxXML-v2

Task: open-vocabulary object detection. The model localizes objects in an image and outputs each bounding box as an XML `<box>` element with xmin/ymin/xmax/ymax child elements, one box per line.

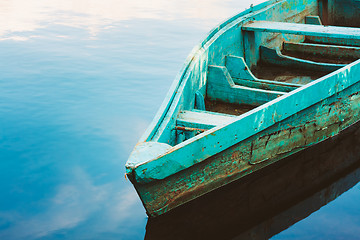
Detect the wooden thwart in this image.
<box><xmin>225</xmin><ymin>55</ymin><xmax>302</xmax><ymax>92</ymax></box>
<box><xmin>207</xmin><ymin>65</ymin><xmax>285</xmax><ymax>106</ymax></box>
<box><xmin>242</xmin><ymin>21</ymin><xmax>360</xmax><ymax>40</ymax></box>
<box><xmin>177</xmin><ymin>110</ymin><xmax>235</xmax><ymax>130</ymax></box>
<box><xmin>260</xmin><ymin>46</ymin><xmax>344</xmax><ymax>71</ymax></box>
<box><xmin>283</xmin><ymin>42</ymin><xmax>360</xmax><ymax>60</ymax></box>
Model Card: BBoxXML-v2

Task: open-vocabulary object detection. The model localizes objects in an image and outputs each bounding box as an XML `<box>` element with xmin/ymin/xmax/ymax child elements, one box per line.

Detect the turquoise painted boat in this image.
<box><xmin>126</xmin><ymin>0</ymin><xmax>360</xmax><ymax>217</ymax></box>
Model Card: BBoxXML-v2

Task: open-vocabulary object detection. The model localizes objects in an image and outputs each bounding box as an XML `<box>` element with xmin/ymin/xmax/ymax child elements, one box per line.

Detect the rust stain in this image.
<box><xmin>231</xmin><ymin>152</ymin><xmax>239</xmax><ymax>160</ymax></box>
<box><xmin>349</xmin><ymin>91</ymin><xmax>360</xmax><ymax>98</ymax></box>
<box><xmin>264</xmin><ymin>135</ymin><xmax>271</xmax><ymax>147</ymax></box>
<box><xmin>175</xmin><ymin>126</ymin><xmax>207</xmax><ymax>132</ymax></box>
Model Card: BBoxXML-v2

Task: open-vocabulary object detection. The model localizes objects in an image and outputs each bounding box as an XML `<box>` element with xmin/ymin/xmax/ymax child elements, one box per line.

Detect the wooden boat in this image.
<box><xmin>126</xmin><ymin>0</ymin><xmax>360</xmax><ymax>217</ymax></box>
<box><xmin>145</xmin><ymin>122</ymin><xmax>360</xmax><ymax>239</ymax></box>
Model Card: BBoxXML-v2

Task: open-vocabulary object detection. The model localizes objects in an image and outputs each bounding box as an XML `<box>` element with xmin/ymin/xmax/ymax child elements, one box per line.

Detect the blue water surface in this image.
<box><xmin>271</xmin><ymin>179</ymin><xmax>360</xmax><ymax>240</ymax></box>
<box><xmin>0</xmin><ymin>1</ymin><xmax>360</xmax><ymax>239</ymax></box>
<box><xmin>0</xmin><ymin>1</ymin><xmax>262</xmax><ymax>239</ymax></box>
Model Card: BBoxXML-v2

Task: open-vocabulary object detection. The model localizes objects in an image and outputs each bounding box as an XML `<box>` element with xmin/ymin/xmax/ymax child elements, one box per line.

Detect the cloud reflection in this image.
<box><xmin>0</xmin><ymin>168</ymin><xmax>142</xmax><ymax>239</ymax></box>
<box><xmin>0</xmin><ymin>0</ymin><xmax>265</xmax><ymax>37</ymax></box>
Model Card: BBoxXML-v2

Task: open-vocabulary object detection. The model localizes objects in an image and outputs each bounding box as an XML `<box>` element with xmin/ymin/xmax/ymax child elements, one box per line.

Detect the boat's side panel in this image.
<box><xmin>154</xmin><ymin>52</ymin><xmax>208</xmax><ymax>146</ymax></box>
<box><xmin>137</xmin><ymin>79</ymin><xmax>360</xmax><ymax>216</ymax></box>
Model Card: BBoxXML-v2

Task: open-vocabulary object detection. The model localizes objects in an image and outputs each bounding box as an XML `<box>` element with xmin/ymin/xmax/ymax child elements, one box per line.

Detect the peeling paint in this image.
<box><xmin>126</xmin><ymin>0</ymin><xmax>360</xmax><ymax>217</ymax></box>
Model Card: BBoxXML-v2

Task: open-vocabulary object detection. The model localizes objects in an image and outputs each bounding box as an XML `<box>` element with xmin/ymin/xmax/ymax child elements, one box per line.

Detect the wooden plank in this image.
<box><xmin>225</xmin><ymin>55</ymin><xmax>257</xmax><ymax>81</ymax></box>
<box><xmin>243</xmin><ymin>30</ymin><xmax>257</xmax><ymax>69</ymax></box>
<box><xmin>305</xmin><ymin>15</ymin><xmax>322</xmax><ymax>25</ymax></box>
<box><xmin>306</xmin><ymin>37</ymin><xmax>360</xmax><ymax>47</ymax></box>
<box><xmin>260</xmin><ymin>46</ymin><xmax>344</xmax><ymax>71</ymax></box>
<box><xmin>177</xmin><ymin>110</ymin><xmax>235</xmax><ymax>130</ymax></box>
<box><xmin>233</xmin><ymin>78</ymin><xmax>298</xmax><ymax>93</ymax></box>
<box><xmin>225</xmin><ymin>55</ymin><xmax>301</xmax><ymax>92</ymax></box>
<box><xmin>242</xmin><ymin>21</ymin><xmax>360</xmax><ymax>40</ymax></box>
<box><xmin>194</xmin><ymin>91</ymin><xmax>206</xmax><ymax>111</ymax></box>
<box><xmin>284</xmin><ymin>42</ymin><xmax>360</xmax><ymax>60</ymax></box>
<box><xmin>206</xmin><ymin>65</ymin><xmax>285</xmax><ymax>106</ymax></box>
<box><xmin>318</xmin><ymin>0</ymin><xmax>329</xmax><ymax>25</ymax></box>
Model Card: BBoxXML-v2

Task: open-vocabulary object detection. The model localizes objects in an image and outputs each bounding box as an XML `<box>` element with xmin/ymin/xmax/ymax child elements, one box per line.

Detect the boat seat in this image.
<box><xmin>207</xmin><ymin>65</ymin><xmax>285</xmax><ymax>106</ymax></box>
<box><xmin>283</xmin><ymin>42</ymin><xmax>360</xmax><ymax>60</ymax></box>
<box><xmin>176</xmin><ymin>110</ymin><xmax>235</xmax><ymax>130</ymax></box>
<box><xmin>225</xmin><ymin>55</ymin><xmax>303</xmax><ymax>92</ymax></box>
<box><xmin>260</xmin><ymin>46</ymin><xmax>345</xmax><ymax>71</ymax></box>
<box><xmin>242</xmin><ymin>21</ymin><xmax>360</xmax><ymax>40</ymax></box>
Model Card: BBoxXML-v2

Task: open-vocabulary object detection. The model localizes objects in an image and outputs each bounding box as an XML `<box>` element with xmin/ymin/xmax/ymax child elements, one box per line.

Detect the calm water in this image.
<box><xmin>0</xmin><ymin>1</ymin><xmax>360</xmax><ymax>239</ymax></box>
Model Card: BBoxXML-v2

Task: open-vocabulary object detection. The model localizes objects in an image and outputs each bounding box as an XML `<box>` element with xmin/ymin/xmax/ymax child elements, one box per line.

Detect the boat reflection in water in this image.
<box><xmin>145</xmin><ymin>122</ymin><xmax>360</xmax><ymax>240</ymax></box>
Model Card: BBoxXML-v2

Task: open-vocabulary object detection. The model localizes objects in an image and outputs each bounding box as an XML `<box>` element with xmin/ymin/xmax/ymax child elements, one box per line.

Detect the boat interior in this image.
<box><xmin>149</xmin><ymin>0</ymin><xmax>360</xmax><ymax>147</ymax></box>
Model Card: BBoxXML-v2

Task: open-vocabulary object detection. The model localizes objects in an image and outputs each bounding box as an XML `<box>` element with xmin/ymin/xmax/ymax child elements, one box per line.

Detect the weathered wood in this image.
<box><xmin>194</xmin><ymin>91</ymin><xmax>206</xmax><ymax>111</ymax></box>
<box><xmin>242</xmin><ymin>21</ymin><xmax>360</xmax><ymax>40</ymax></box>
<box><xmin>318</xmin><ymin>0</ymin><xmax>329</xmax><ymax>25</ymax></box>
<box><xmin>225</xmin><ymin>55</ymin><xmax>302</xmax><ymax>92</ymax></box>
<box><xmin>126</xmin><ymin>0</ymin><xmax>360</xmax><ymax>218</ymax></box>
<box><xmin>306</xmin><ymin>36</ymin><xmax>360</xmax><ymax>47</ymax></box>
<box><xmin>146</xmin><ymin>126</ymin><xmax>360</xmax><ymax>239</ymax></box>
<box><xmin>331</xmin><ymin>0</ymin><xmax>360</xmax><ymax>27</ymax></box>
<box><xmin>243</xmin><ymin>30</ymin><xmax>257</xmax><ymax>69</ymax></box>
<box><xmin>305</xmin><ymin>15</ymin><xmax>322</xmax><ymax>25</ymax></box>
<box><xmin>125</xmin><ymin>142</ymin><xmax>172</xmax><ymax>169</ymax></box>
<box><xmin>206</xmin><ymin>65</ymin><xmax>285</xmax><ymax>106</ymax></box>
<box><xmin>303</xmin><ymin>13</ymin><xmax>360</xmax><ymax>46</ymax></box>
<box><xmin>283</xmin><ymin>42</ymin><xmax>360</xmax><ymax>60</ymax></box>
<box><xmin>137</xmin><ymin>80</ymin><xmax>360</xmax><ymax>216</ymax></box>
<box><xmin>225</xmin><ymin>55</ymin><xmax>257</xmax><ymax>81</ymax></box>
<box><xmin>232</xmin><ymin>78</ymin><xmax>298</xmax><ymax>92</ymax></box>
<box><xmin>177</xmin><ymin>110</ymin><xmax>235</xmax><ymax>130</ymax></box>
<box><xmin>260</xmin><ymin>46</ymin><xmax>345</xmax><ymax>71</ymax></box>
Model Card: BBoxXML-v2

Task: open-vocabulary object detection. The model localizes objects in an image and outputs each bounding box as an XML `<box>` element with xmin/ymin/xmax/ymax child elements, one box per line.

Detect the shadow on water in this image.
<box><xmin>145</xmin><ymin>121</ymin><xmax>360</xmax><ymax>240</ymax></box>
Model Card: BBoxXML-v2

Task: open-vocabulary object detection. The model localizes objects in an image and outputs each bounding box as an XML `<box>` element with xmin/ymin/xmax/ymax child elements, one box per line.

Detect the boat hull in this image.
<box><xmin>126</xmin><ymin>0</ymin><xmax>360</xmax><ymax>217</ymax></box>
<box><xmin>145</xmin><ymin>120</ymin><xmax>360</xmax><ymax>239</ymax></box>
<box><xmin>134</xmin><ymin>79</ymin><xmax>360</xmax><ymax>216</ymax></box>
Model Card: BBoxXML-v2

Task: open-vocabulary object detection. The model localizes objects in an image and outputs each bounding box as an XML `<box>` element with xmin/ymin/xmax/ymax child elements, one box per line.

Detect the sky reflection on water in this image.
<box><xmin>0</xmin><ymin>0</ymin><xmax>264</xmax><ymax>38</ymax></box>
<box><xmin>1</xmin><ymin>0</ymin><xmax>360</xmax><ymax>239</ymax></box>
<box><xmin>0</xmin><ymin>0</ymin><xmax>263</xmax><ymax>239</ymax></box>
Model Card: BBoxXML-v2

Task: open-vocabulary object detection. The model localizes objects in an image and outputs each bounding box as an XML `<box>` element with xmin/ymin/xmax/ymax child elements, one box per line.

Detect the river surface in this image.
<box><xmin>0</xmin><ymin>0</ymin><xmax>360</xmax><ymax>239</ymax></box>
